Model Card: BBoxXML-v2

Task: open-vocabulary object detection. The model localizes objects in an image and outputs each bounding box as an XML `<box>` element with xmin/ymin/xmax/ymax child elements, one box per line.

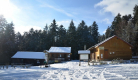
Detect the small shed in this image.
<box><xmin>11</xmin><ymin>51</ymin><xmax>45</xmax><ymax>66</ymax></box>
<box><xmin>78</xmin><ymin>50</ymin><xmax>90</xmax><ymax>66</ymax></box>
<box><xmin>47</xmin><ymin>47</ymin><xmax>71</xmax><ymax>62</ymax></box>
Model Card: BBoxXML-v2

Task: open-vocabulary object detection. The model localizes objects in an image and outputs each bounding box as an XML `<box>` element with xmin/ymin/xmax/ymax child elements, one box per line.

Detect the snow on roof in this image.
<box><xmin>78</xmin><ymin>50</ymin><xmax>90</xmax><ymax>54</ymax></box>
<box><xmin>11</xmin><ymin>51</ymin><xmax>45</xmax><ymax>59</ymax></box>
<box><xmin>132</xmin><ymin>56</ymin><xmax>138</xmax><ymax>58</ymax></box>
<box><xmin>48</xmin><ymin>47</ymin><xmax>71</xmax><ymax>53</ymax></box>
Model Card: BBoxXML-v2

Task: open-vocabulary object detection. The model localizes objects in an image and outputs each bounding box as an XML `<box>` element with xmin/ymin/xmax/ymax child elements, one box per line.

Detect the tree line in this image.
<box><xmin>0</xmin><ymin>16</ymin><xmax>99</xmax><ymax>62</ymax></box>
<box><xmin>99</xmin><ymin>5</ymin><xmax>138</xmax><ymax>56</ymax></box>
<box><xmin>0</xmin><ymin>5</ymin><xmax>138</xmax><ymax>63</ymax></box>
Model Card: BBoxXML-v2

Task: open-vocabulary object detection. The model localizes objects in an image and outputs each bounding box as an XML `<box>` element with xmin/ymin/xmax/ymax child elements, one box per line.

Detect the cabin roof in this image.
<box><xmin>11</xmin><ymin>51</ymin><xmax>45</xmax><ymax>59</ymax></box>
<box><xmin>78</xmin><ymin>50</ymin><xmax>90</xmax><ymax>54</ymax></box>
<box><xmin>48</xmin><ymin>47</ymin><xmax>71</xmax><ymax>53</ymax></box>
<box><xmin>88</xmin><ymin>35</ymin><xmax>133</xmax><ymax>50</ymax></box>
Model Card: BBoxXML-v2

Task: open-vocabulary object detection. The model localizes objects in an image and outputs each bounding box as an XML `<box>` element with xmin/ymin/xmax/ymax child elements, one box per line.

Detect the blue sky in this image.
<box><xmin>0</xmin><ymin>0</ymin><xmax>137</xmax><ymax>34</ymax></box>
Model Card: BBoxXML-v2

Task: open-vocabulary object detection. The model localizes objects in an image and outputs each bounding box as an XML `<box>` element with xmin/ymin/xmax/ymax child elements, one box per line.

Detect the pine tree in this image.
<box><xmin>0</xmin><ymin>15</ymin><xmax>7</xmax><ymax>58</ymax></box>
<box><xmin>133</xmin><ymin>5</ymin><xmax>138</xmax><ymax>25</ymax></box>
<box><xmin>67</xmin><ymin>20</ymin><xmax>77</xmax><ymax>59</ymax></box>
<box><xmin>110</xmin><ymin>13</ymin><xmax>122</xmax><ymax>36</ymax></box>
<box><xmin>49</xmin><ymin>19</ymin><xmax>58</xmax><ymax>46</ymax></box>
<box><xmin>15</xmin><ymin>32</ymin><xmax>22</xmax><ymax>51</ymax></box>
<box><xmin>57</xmin><ymin>25</ymin><xmax>66</xmax><ymax>46</ymax></box>
<box><xmin>98</xmin><ymin>34</ymin><xmax>105</xmax><ymax>42</ymax></box>
<box><xmin>91</xmin><ymin>21</ymin><xmax>99</xmax><ymax>45</ymax></box>
<box><xmin>44</xmin><ymin>24</ymin><xmax>48</xmax><ymax>34</ymax></box>
<box><xmin>105</xmin><ymin>26</ymin><xmax>112</xmax><ymax>38</ymax></box>
<box><xmin>77</xmin><ymin>20</ymin><xmax>90</xmax><ymax>49</ymax></box>
<box><xmin>3</xmin><ymin>22</ymin><xmax>16</xmax><ymax>63</ymax></box>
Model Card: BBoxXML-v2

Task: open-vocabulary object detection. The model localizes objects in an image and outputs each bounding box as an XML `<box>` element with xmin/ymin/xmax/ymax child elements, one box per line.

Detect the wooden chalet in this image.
<box><xmin>88</xmin><ymin>35</ymin><xmax>133</xmax><ymax>61</ymax></box>
<box><xmin>45</xmin><ymin>47</ymin><xmax>71</xmax><ymax>62</ymax></box>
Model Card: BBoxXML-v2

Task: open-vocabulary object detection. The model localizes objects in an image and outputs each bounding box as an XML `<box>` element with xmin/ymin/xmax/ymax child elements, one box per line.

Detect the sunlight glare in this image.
<box><xmin>0</xmin><ymin>0</ymin><xmax>19</xmax><ymax>18</ymax></box>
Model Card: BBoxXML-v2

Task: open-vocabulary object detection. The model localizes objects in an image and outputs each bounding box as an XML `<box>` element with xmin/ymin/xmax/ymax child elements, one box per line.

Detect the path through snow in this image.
<box><xmin>0</xmin><ymin>60</ymin><xmax>138</xmax><ymax>80</ymax></box>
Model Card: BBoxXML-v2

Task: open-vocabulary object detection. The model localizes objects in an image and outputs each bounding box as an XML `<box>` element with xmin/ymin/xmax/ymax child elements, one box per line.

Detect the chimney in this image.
<box><xmin>84</xmin><ymin>45</ymin><xmax>86</xmax><ymax>50</ymax></box>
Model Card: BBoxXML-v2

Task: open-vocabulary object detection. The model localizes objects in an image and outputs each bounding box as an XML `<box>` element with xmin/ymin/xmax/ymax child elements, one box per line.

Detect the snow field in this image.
<box><xmin>0</xmin><ymin>60</ymin><xmax>138</xmax><ymax>80</ymax></box>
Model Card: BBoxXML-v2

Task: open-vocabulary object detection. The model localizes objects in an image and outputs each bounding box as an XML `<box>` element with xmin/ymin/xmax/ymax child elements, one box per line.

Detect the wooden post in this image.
<box><xmin>92</xmin><ymin>62</ymin><xmax>94</xmax><ymax>65</ymax></box>
<box><xmin>48</xmin><ymin>53</ymin><xmax>50</xmax><ymax>67</ymax></box>
<box><xmin>88</xmin><ymin>59</ymin><xmax>90</xmax><ymax>66</ymax></box>
<box><xmin>6</xmin><ymin>65</ymin><xmax>8</xmax><ymax>69</ymax></box>
<box><xmin>79</xmin><ymin>60</ymin><xmax>81</xmax><ymax>66</ymax></box>
<box><xmin>79</xmin><ymin>55</ymin><xmax>81</xmax><ymax>66</ymax></box>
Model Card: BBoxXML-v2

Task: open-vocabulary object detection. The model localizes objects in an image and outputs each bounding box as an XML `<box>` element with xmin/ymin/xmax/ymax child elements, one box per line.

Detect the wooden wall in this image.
<box><xmin>11</xmin><ymin>58</ymin><xmax>45</xmax><ymax>66</ymax></box>
<box><xmin>90</xmin><ymin>36</ymin><xmax>132</xmax><ymax>61</ymax></box>
<box><xmin>49</xmin><ymin>53</ymin><xmax>70</xmax><ymax>61</ymax></box>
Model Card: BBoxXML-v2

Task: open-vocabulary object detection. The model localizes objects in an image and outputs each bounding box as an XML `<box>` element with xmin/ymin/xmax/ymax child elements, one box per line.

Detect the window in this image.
<box><xmin>104</xmin><ymin>49</ymin><xmax>108</xmax><ymax>51</ymax></box>
<box><xmin>110</xmin><ymin>52</ymin><xmax>112</xmax><ymax>54</ymax></box>
<box><xmin>101</xmin><ymin>54</ymin><xmax>103</xmax><ymax>58</ymax></box>
<box><xmin>52</xmin><ymin>54</ymin><xmax>54</xmax><ymax>57</ymax></box>
<box><xmin>113</xmin><ymin>52</ymin><xmax>115</xmax><ymax>54</ymax></box>
<box><xmin>68</xmin><ymin>54</ymin><xmax>70</xmax><ymax>57</ymax></box>
<box><xmin>60</xmin><ymin>54</ymin><xmax>61</xmax><ymax>57</ymax></box>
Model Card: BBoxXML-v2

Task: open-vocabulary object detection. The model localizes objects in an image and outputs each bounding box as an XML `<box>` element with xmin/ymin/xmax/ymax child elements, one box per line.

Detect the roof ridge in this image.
<box><xmin>88</xmin><ymin>35</ymin><xmax>116</xmax><ymax>50</ymax></box>
<box><xmin>88</xmin><ymin>35</ymin><xmax>133</xmax><ymax>50</ymax></box>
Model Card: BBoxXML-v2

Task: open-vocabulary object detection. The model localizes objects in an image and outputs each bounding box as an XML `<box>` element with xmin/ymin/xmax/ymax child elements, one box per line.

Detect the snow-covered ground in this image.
<box><xmin>1</xmin><ymin>60</ymin><xmax>138</xmax><ymax>80</ymax></box>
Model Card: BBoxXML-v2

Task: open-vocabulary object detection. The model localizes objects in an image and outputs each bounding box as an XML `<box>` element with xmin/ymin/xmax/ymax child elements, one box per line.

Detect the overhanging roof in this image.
<box><xmin>11</xmin><ymin>51</ymin><xmax>45</xmax><ymax>59</ymax></box>
<box><xmin>78</xmin><ymin>50</ymin><xmax>90</xmax><ymax>54</ymax></box>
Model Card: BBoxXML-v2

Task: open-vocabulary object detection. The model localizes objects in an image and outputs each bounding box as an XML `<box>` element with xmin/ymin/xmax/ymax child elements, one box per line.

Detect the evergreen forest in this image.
<box><xmin>0</xmin><ymin>5</ymin><xmax>138</xmax><ymax>63</ymax></box>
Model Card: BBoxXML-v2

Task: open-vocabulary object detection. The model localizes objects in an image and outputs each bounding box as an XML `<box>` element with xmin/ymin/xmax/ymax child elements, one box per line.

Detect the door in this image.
<box><xmin>104</xmin><ymin>49</ymin><xmax>108</xmax><ymax>59</ymax></box>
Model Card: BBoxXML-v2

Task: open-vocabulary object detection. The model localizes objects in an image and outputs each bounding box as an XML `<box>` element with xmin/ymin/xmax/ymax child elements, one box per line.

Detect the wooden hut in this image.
<box><xmin>88</xmin><ymin>35</ymin><xmax>133</xmax><ymax>61</ymax></box>
<box><xmin>11</xmin><ymin>51</ymin><xmax>45</xmax><ymax>66</ymax></box>
<box><xmin>47</xmin><ymin>47</ymin><xmax>71</xmax><ymax>62</ymax></box>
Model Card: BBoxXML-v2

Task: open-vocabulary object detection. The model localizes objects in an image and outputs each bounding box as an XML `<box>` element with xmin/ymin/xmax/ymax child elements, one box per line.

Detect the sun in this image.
<box><xmin>0</xmin><ymin>0</ymin><xmax>19</xmax><ymax>18</ymax></box>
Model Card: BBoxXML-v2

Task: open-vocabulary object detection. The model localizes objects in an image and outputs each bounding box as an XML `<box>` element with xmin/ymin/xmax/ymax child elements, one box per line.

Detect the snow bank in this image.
<box><xmin>0</xmin><ymin>60</ymin><xmax>138</xmax><ymax>80</ymax></box>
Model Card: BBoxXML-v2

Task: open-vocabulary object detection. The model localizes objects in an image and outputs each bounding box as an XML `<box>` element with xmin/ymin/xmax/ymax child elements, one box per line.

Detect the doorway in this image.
<box><xmin>104</xmin><ymin>49</ymin><xmax>108</xmax><ymax>59</ymax></box>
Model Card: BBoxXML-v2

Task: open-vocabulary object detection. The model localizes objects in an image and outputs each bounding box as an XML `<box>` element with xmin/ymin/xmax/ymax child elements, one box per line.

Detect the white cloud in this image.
<box><xmin>95</xmin><ymin>0</ymin><xmax>138</xmax><ymax>16</ymax></box>
<box><xmin>14</xmin><ymin>25</ymin><xmax>42</xmax><ymax>35</ymax></box>
<box><xmin>103</xmin><ymin>29</ymin><xmax>106</xmax><ymax>34</ymax></box>
<box><xmin>102</xmin><ymin>18</ymin><xmax>111</xmax><ymax>24</ymax></box>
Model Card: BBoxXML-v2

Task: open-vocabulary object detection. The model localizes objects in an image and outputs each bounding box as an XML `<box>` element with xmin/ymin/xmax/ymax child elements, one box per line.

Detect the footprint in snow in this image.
<box><xmin>47</xmin><ymin>78</ymin><xmax>53</xmax><ymax>80</ymax></box>
<box><xmin>75</xmin><ymin>75</ymin><xmax>80</xmax><ymax>78</ymax></box>
<box><xmin>68</xmin><ymin>72</ymin><xmax>73</xmax><ymax>75</ymax></box>
<box><xmin>54</xmin><ymin>71</ymin><xmax>58</xmax><ymax>74</ymax></box>
<box><xmin>68</xmin><ymin>71</ymin><xmax>74</xmax><ymax>75</ymax></box>
<box><xmin>83</xmin><ymin>75</ymin><xmax>89</xmax><ymax>79</ymax></box>
<box><xmin>92</xmin><ymin>77</ymin><xmax>97</xmax><ymax>79</ymax></box>
<box><xmin>51</xmin><ymin>75</ymin><xmax>57</xmax><ymax>78</ymax></box>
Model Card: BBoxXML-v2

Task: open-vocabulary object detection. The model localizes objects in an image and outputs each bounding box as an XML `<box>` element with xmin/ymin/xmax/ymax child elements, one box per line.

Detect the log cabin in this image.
<box><xmin>44</xmin><ymin>47</ymin><xmax>71</xmax><ymax>62</ymax></box>
<box><xmin>88</xmin><ymin>35</ymin><xmax>133</xmax><ymax>61</ymax></box>
<box><xmin>11</xmin><ymin>51</ymin><xmax>45</xmax><ymax>66</ymax></box>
